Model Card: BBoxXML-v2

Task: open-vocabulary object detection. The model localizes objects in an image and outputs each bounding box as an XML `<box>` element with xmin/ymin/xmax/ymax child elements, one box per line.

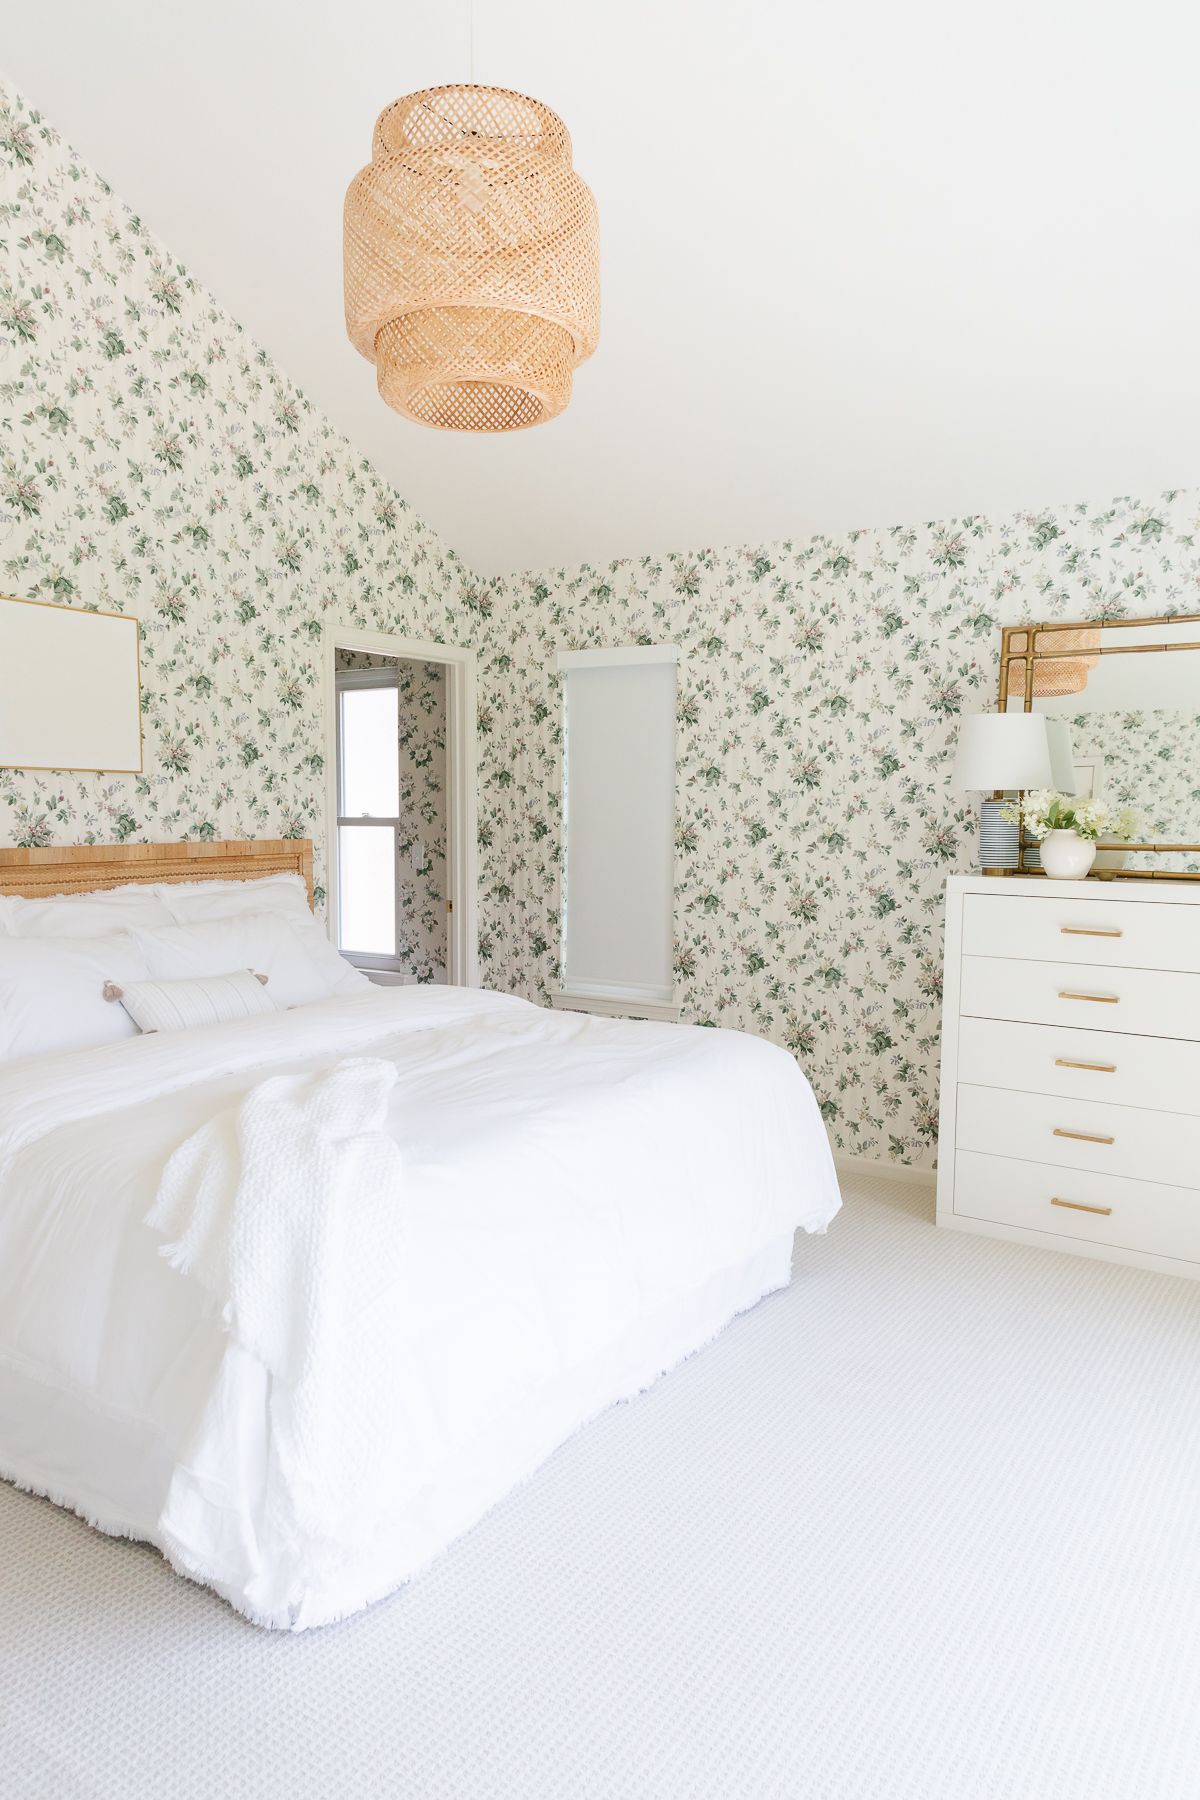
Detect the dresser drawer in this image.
<box><xmin>962</xmin><ymin>892</ymin><xmax>1200</xmax><ymax>973</ymax></box>
<box><xmin>956</xmin><ymin>1083</ymin><xmax>1200</xmax><ymax>1189</ymax></box>
<box><xmin>954</xmin><ymin>1150</ymin><xmax>1200</xmax><ymax>1263</ymax></box>
<box><xmin>957</xmin><ymin>1016</ymin><xmax>1200</xmax><ymax>1117</ymax></box>
<box><xmin>960</xmin><ymin>955</ymin><xmax>1200</xmax><ymax>1042</ymax></box>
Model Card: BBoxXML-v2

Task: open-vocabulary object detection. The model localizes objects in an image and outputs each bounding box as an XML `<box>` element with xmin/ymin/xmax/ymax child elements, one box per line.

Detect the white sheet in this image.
<box><xmin>0</xmin><ymin>986</ymin><xmax>840</xmax><ymax>1629</ymax></box>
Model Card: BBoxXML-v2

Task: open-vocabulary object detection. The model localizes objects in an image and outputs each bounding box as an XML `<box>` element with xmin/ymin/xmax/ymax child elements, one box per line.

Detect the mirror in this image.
<box><xmin>0</xmin><ymin>595</ymin><xmax>142</xmax><ymax>774</ymax></box>
<box><xmin>999</xmin><ymin>615</ymin><xmax>1200</xmax><ymax>877</ymax></box>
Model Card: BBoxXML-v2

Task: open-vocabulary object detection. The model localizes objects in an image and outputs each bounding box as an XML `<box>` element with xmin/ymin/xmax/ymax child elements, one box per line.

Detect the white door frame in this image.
<box><xmin>324</xmin><ymin>628</ymin><xmax>479</xmax><ymax>988</ymax></box>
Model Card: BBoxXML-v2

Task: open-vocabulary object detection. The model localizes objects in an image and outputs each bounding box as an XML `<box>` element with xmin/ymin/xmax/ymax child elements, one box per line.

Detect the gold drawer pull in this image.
<box><xmin>1060</xmin><ymin>926</ymin><xmax>1123</xmax><ymax>938</ymax></box>
<box><xmin>1051</xmin><ymin>1197</ymin><xmax>1113</xmax><ymax>1217</ymax></box>
<box><xmin>1053</xmin><ymin>1127</ymin><xmax>1115</xmax><ymax>1145</ymax></box>
<box><xmin>1058</xmin><ymin>990</ymin><xmax>1120</xmax><ymax>1004</ymax></box>
<box><xmin>1055</xmin><ymin>1058</ymin><xmax>1117</xmax><ymax>1073</ymax></box>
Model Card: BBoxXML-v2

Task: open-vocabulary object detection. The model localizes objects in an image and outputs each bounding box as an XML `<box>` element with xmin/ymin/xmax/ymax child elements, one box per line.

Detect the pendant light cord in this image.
<box><xmin>419</xmin><ymin>0</ymin><xmax>474</xmax><ymax>136</ymax></box>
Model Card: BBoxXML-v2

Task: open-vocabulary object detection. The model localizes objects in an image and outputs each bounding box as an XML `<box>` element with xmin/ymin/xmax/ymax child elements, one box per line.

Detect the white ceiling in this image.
<box><xmin>5</xmin><ymin>1</ymin><xmax>1199</xmax><ymax>577</ymax></box>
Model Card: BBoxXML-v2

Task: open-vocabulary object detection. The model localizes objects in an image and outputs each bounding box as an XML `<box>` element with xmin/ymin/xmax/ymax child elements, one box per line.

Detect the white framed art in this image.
<box><xmin>0</xmin><ymin>595</ymin><xmax>143</xmax><ymax>774</ymax></box>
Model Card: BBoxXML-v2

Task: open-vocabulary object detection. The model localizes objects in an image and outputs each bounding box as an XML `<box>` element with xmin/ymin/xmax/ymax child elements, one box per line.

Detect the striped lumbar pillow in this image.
<box><xmin>104</xmin><ymin>968</ymin><xmax>278</xmax><ymax>1034</ymax></box>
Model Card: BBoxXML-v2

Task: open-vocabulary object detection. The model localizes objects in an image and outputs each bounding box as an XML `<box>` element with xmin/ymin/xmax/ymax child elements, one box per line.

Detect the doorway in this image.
<box><xmin>324</xmin><ymin>629</ymin><xmax>478</xmax><ymax>987</ymax></box>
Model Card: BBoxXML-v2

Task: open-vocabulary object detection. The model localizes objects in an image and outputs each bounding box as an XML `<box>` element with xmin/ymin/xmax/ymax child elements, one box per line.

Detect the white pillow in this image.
<box><xmin>0</xmin><ymin>881</ymin><xmax>176</xmax><ymax>938</ymax></box>
<box><xmin>0</xmin><ymin>932</ymin><xmax>151</xmax><ymax>1061</ymax></box>
<box><xmin>161</xmin><ymin>873</ymin><xmax>313</xmax><ymax>926</ymax></box>
<box><xmin>131</xmin><ymin>911</ymin><xmax>367</xmax><ymax>1010</ymax></box>
<box><xmin>108</xmin><ymin>969</ymin><xmax>279</xmax><ymax>1035</ymax></box>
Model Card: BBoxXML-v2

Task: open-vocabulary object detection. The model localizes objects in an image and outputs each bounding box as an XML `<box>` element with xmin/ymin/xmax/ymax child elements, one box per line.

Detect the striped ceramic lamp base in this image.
<box><xmin>978</xmin><ymin>798</ymin><xmax>1020</xmax><ymax>870</ymax></box>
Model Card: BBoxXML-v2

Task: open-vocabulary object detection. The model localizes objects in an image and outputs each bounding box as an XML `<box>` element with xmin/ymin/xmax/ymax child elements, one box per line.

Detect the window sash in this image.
<box><xmin>336</xmin><ymin>821</ymin><xmax>400</xmax><ymax>966</ymax></box>
<box><xmin>335</xmin><ymin>663</ymin><xmax>405</xmax><ymax>971</ymax></box>
<box><xmin>336</xmin><ymin>669</ymin><xmax>400</xmax><ymax>821</ymax></box>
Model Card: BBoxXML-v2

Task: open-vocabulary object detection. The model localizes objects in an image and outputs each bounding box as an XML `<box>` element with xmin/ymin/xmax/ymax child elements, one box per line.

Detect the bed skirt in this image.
<box><xmin>0</xmin><ymin>1231</ymin><xmax>797</xmax><ymax>1629</ymax></box>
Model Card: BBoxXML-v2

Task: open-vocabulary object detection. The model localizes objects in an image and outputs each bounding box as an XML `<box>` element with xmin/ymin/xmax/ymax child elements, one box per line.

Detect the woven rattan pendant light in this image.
<box><xmin>1031</xmin><ymin>626</ymin><xmax>1102</xmax><ymax>697</ymax></box>
<box><xmin>344</xmin><ymin>78</ymin><xmax>599</xmax><ymax>433</ymax></box>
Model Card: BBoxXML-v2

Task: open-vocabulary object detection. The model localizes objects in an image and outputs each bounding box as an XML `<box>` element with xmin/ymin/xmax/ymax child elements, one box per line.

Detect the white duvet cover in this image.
<box><xmin>0</xmin><ymin>986</ymin><xmax>839</xmax><ymax>1629</ymax></box>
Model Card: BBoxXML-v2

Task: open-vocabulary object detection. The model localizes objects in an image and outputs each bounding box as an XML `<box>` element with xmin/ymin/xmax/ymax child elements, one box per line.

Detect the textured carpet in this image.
<box><xmin>2</xmin><ymin>1170</ymin><xmax>1199</xmax><ymax>1800</ymax></box>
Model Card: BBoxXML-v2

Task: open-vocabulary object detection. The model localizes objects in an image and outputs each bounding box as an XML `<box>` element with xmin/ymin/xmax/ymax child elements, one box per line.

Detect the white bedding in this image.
<box><xmin>0</xmin><ymin>985</ymin><xmax>840</xmax><ymax>1629</ymax></box>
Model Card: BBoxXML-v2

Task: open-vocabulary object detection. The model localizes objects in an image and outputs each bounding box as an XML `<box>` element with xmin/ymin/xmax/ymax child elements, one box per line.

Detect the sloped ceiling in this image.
<box><xmin>4</xmin><ymin>0</ymin><xmax>1199</xmax><ymax>577</ymax></box>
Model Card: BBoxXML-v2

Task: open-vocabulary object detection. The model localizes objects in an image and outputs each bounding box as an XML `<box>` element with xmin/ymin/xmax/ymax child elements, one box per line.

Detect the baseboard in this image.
<box><xmin>833</xmin><ymin>1152</ymin><xmax>937</xmax><ymax>1192</ymax></box>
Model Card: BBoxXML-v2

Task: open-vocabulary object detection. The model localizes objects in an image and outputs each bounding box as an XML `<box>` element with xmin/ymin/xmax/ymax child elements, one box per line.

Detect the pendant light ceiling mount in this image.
<box><xmin>344</xmin><ymin>82</ymin><xmax>600</xmax><ymax>434</ymax></box>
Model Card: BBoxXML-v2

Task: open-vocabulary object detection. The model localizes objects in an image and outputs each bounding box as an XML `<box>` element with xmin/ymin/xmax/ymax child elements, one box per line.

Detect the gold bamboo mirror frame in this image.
<box><xmin>999</xmin><ymin>613</ymin><xmax>1200</xmax><ymax>880</ymax></box>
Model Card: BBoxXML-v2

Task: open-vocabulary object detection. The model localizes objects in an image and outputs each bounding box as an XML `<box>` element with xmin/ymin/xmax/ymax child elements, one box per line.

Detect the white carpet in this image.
<box><xmin>2</xmin><ymin>1170</ymin><xmax>1199</xmax><ymax>1800</ymax></box>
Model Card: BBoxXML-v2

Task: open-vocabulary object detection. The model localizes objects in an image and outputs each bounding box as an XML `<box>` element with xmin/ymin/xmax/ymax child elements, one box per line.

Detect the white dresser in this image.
<box><xmin>936</xmin><ymin>875</ymin><xmax>1200</xmax><ymax>1280</ymax></box>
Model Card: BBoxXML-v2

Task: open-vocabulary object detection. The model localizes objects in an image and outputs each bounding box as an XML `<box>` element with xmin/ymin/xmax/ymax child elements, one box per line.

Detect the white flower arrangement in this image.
<box><xmin>1000</xmin><ymin>790</ymin><xmax>1140</xmax><ymax>843</ymax></box>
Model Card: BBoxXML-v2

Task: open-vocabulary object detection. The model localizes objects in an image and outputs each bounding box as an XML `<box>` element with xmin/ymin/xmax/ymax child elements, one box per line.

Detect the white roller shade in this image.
<box><xmin>559</xmin><ymin>648</ymin><xmax>678</xmax><ymax>1005</ymax></box>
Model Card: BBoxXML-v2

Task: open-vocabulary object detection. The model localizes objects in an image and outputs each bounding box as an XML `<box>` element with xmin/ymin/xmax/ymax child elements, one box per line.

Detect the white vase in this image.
<box><xmin>1040</xmin><ymin>829</ymin><xmax>1096</xmax><ymax>881</ymax></box>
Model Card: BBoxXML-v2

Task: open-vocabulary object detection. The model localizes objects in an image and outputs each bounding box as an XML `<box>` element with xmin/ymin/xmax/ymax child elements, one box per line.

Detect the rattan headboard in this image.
<box><xmin>0</xmin><ymin>838</ymin><xmax>314</xmax><ymax>906</ymax></box>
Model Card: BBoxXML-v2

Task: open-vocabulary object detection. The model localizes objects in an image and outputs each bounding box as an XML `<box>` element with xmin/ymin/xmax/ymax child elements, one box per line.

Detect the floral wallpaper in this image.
<box><xmin>479</xmin><ymin>495</ymin><xmax>1200</xmax><ymax>1166</ymax></box>
<box><xmin>0</xmin><ymin>75</ymin><xmax>474</xmax><ymax>909</ymax></box>
<box><xmin>1071</xmin><ymin>709</ymin><xmax>1200</xmax><ymax>874</ymax></box>
<box><xmin>3</xmin><ymin>72</ymin><xmax>1198</xmax><ymax>1168</ymax></box>
<box><xmin>334</xmin><ymin>650</ymin><xmax>448</xmax><ymax>979</ymax></box>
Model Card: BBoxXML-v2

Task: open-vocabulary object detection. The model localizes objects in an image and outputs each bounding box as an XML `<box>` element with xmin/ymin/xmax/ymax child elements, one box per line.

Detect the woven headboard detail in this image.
<box><xmin>0</xmin><ymin>838</ymin><xmax>313</xmax><ymax>906</ymax></box>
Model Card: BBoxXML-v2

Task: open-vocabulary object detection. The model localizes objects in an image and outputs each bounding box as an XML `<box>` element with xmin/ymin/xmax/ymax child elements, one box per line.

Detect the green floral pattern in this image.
<box><xmin>480</xmin><ymin>499</ymin><xmax>1200</xmax><ymax>1166</ymax></box>
<box><xmin>0</xmin><ymin>77</ymin><xmax>468</xmax><ymax>908</ymax></box>
<box><xmin>1072</xmin><ymin>709</ymin><xmax>1200</xmax><ymax>871</ymax></box>
<box><xmin>4</xmin><ymin>75</ymin><xmax>1198</xmax><ymax>1168</ymax></box>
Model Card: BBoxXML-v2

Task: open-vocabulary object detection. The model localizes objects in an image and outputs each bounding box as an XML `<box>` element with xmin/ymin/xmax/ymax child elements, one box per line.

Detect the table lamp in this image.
<box><xmin>951</xmin><ymin>713</ymin><xmax>1054</xmax><ymax>870</ymax></box>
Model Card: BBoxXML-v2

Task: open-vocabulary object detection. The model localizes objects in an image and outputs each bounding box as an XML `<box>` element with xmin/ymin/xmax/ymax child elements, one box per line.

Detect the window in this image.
<box><xmin>554</xmin><ymin>646</ymin><xmax>679</xmax><ymax>1019</ymax></box>
<box><xmin>336</xmin><ymin>666</ymin><xmax>402</xmax><ymax>968</ymax></box>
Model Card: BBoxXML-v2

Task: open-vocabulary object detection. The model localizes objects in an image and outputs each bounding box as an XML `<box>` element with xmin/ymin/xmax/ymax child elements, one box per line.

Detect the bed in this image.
<box><xmin>0</xmin><ymin>839</ymin><xmax>841</xmax><ymax>1630</ymax></box>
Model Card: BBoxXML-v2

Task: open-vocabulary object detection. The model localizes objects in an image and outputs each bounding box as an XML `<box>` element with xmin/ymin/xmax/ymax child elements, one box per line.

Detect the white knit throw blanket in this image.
<box><xmin>145</xmin><ymin>1057</ymin><xmax>406</xmax><ymax>1555</ymax></box>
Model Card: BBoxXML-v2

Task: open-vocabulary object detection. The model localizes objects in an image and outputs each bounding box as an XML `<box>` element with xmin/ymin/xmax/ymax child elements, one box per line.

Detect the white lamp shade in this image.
<box><xmin>1044</xmin><ymin>719</ymin><xmax>1078</xmax><ymax>793</ymax></box>
<box><xmin>951</xmin><ymin>713</ymin><xmax>1054</xmax><ymax>792</ymax></box>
